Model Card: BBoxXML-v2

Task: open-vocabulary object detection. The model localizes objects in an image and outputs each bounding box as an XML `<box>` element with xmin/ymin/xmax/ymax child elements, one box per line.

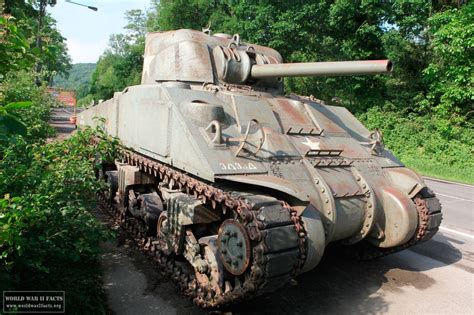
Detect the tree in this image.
<box><xmin>153</xmin><ymin>0</ymin><xmax>390</xmax><ymax>112</ymax></box>
<box><xmin>0</xmin><ymin>15</ymin><xmax>35</xmax><ymax>79</ymax></box>
<box><xmin>124</xmin><ymin>9</ymin><xmax>148</xmax><ymax>41</ymax></box>
<box><xmin>148</xmin><ymin>0</ymin><xmax>216</xmax><ymax>31</ymax></box>
<box><xmin>3</xmin><ymin>0</ymin><xmax>71</xmax><ymax>83</ymax></box>
<box><xmin>82</xmin><ymin>9</ymin><xmax>146</xmax><ymax>102</ymax></box>
<box><xmin>422</xmin><ymin>2</ymin><xmax>473</xmax><ymax>125</ymax></box>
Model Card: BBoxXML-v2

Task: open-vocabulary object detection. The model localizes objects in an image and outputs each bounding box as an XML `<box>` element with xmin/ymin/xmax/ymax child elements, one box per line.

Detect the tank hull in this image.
<box><xmin>78</xmin><ymin>82</ymin><xmax>441</xmax><ymax>260</ymax></box>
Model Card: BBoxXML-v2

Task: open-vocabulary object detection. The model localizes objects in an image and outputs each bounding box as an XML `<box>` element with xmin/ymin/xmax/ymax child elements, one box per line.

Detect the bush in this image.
<box><xmin>360</xmin><ymin>106</ymin><xmax>474</xmax><ymax>183</ymax></box>
<box><xmin>0</xmin><ymin>71</ymin><xmax>56</xmax><ymax>142</ymax></box>
<box><xmin>0</xmin><ymin>128</ymin><xmax>115</xmax><ymax>313</ymax></box>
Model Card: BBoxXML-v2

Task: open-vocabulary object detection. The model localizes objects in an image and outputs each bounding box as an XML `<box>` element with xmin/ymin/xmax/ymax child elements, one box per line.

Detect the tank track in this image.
<box><xmin>349</xmin><ymin>187</ymin><xmax>442</xmax><ymax>260</ymax></box>
<box><xmin>95</xmin><ymin>143</ymin><xmax>441</xmax><ymax>305</ymax></box>
<box><xmin>97</xmin><ymin>149</ymin><xmax>307</xmax><ymax>308</ymax></box>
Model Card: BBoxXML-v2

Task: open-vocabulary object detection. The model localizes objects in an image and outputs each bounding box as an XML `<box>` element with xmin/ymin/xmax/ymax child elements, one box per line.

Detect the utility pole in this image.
<box><xmin>35</xmin><ymin>0</ymin><xmax>49</xmax><ymax>86</ymax></box>
<box><xmin>36</xmin><ymin>0</ymin><xmax>48</xmax><ymax>50</ymax></box>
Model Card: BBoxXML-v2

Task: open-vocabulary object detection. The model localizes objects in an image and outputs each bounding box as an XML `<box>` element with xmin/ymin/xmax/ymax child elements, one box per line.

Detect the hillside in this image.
<box><xmin>53</xmin><ymin>63</ymin><xmax>96</xmax><ymax>98</ymax></box>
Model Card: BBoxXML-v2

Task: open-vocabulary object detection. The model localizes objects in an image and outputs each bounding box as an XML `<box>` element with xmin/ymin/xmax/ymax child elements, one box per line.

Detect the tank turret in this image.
<box><xmin>141</xmin><ymin>30</ymin><xmax>392</xmax><ymax>88</ymax></box>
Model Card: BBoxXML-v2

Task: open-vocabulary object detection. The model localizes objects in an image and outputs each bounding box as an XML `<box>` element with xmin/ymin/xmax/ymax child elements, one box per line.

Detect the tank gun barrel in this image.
<box><xmin>250</xmin><ymin>60</ymin><xmax>393</xmax><ymax>78</ymax></box>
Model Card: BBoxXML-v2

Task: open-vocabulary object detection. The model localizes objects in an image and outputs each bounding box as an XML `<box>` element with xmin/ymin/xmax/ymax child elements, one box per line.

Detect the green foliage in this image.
<box><xmin>77</xmin><ymin>93</ymin><xmax>95</xmax><ymax>107</ymax></box>
<box><xmin>150</xmin><ymin>0</ymin><xmax>217</xmax><ymax>31</ymax></box>
<box><xmin>0</xmin><ymin>128</ymin><xmax>115</xmax><ymax>313</ymax></box>
<box><xmin>87</xmin><ymin>41</ymin><xmax>143</xmax><ymax>101</ymax></box>
<box><xmin>0</xmin><ymin>71</ymin><xmax>56</xmax><ymax>143</ymax></box>
<box><xmin>360</xmin><ymin>107</ymin><xmax>474</xmax><ymax>183</ymax></box>
<box><xmin>423</xmin><ymin>2</ymin><xmax>473</xmax><ymax>124</ymax></box>
<box><xmin>3</xmin><ymin>101</ymin><xmax>32</xmax><ymax>110</ymax></box>
<box><xmin>52</xmin><ymin>63</ymin><xmax>96</xmax><ymax>99</ymax></box>
<box><xmin>3</xmin><ymin>0</ymin><xmax>72</xmax><ymax>83</ymax></box>
<box><xmin>0</xmin><ymin>101</ymin><xmax>32</xmax><ymax>137</ymax></box>
<box><xmin>0</xmin><ymin>15</ymin><xmax>35</xmax><ymax>79</ymax></box>
<box><xmin>380</xmin><ymin>1</ymin><xmax>431</xmax><ymax>111</ymax></box>
<box><xmin>79</xmin><ymin>10</ymin><xmax>146</xmax><ymax>103</ymax></box>
<box><xmin>0</xmin><ymin>68</ymin><xmax>114</xmax><ymax>311</ymax></box>
<box><xmin>0</xmin><ymin>2</ymin><xmax>112</xmax><ymax>312</ymax></box>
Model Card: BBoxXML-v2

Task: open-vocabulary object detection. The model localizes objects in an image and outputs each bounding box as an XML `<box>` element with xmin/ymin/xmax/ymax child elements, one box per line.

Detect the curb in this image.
<box><xmin>423</xmin><ymin>176</ymin><xmax>474</xmax><ymax>188</ymax></box>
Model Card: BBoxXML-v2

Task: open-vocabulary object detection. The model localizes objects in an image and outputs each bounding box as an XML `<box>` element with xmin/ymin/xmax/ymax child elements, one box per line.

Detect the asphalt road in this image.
<box><xmin>49</xmin><ymin>107</ymin><xmax>78</xmax><ymax>140</ymax></box>
<box><xmin>49</xmin><ymin>109</ymin><xmax>473</xmax><ymax>314</ymax></box>
<box><xmin>425</xmin><ymin>178</ymin><xmax>473</xmax><ymax>235</ymax></box>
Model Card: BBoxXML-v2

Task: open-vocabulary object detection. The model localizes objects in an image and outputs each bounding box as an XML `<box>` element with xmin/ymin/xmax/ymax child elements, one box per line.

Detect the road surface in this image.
<box><xmin>49</xmin><ymin>109</ymin><xmax>473</xmax><ymax>314</ymax></box>
<box><xmin>49</xmin><ymin>107</ymin><xmax>82</xmax><ymax>140</ymax></box>
<box><xmin>425</xmin><ymin>178</ymin><xmax>473</xmax><ymax>235</ymax></box>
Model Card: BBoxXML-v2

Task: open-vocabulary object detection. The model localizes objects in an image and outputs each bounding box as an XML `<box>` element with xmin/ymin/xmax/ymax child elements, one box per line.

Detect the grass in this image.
<box><xmin>359</xmin><ymin>107</ymin><xmax>474</xmax><ymax>186</ymax></box>
<box><xmin>401</xmin><ymin>156</ymin><xmax>474</xmax><ymax>185</ymax></box>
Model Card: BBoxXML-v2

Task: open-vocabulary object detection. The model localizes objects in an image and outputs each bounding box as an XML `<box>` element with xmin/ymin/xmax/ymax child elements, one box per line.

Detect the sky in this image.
<box><xmin>49</xmin><ymin>0</ymin><xmax>150</xmax><ymax>64</ymax></box>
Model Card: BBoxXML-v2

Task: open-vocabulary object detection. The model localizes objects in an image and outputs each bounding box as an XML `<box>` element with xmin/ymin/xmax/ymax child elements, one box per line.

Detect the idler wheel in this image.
<box><xmin>217</xmin><ymin>219</ymin><xmax>251</xmax><ymax>275</ymax></box>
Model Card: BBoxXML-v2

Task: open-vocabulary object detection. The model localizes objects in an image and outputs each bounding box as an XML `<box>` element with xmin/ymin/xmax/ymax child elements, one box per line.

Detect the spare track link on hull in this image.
<box><xmin>97</xmin><ymin>148</ymin><xmax>307</xmax><ymax>308</ymax></box>
<box><xmin>350</xmin><ymin>187</ymin><xmax>442</xmax><ymax>260</ymax></box>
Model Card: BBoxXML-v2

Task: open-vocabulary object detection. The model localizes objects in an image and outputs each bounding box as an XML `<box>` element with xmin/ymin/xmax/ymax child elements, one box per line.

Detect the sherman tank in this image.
<box><xmin>77</xmin><ymin>29</ymin><xmax>442</xmax><ymax>308</ymax></box>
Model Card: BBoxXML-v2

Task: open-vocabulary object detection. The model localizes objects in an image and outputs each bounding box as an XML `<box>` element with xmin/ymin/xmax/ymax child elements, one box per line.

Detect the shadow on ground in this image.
<box><xmin>92</xmin><ymin>188</ymin><xmax>464</xmax><ymax>315</ymax></box>
<box><xmin>229</xmin><ymin>235</ymin><xmax>463</xmax><ymax>314</ymax></box>
<box><xmin>97</xmin><ymin>223</ymin><xmax>463</xmax><ymax>315</ymax></box>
